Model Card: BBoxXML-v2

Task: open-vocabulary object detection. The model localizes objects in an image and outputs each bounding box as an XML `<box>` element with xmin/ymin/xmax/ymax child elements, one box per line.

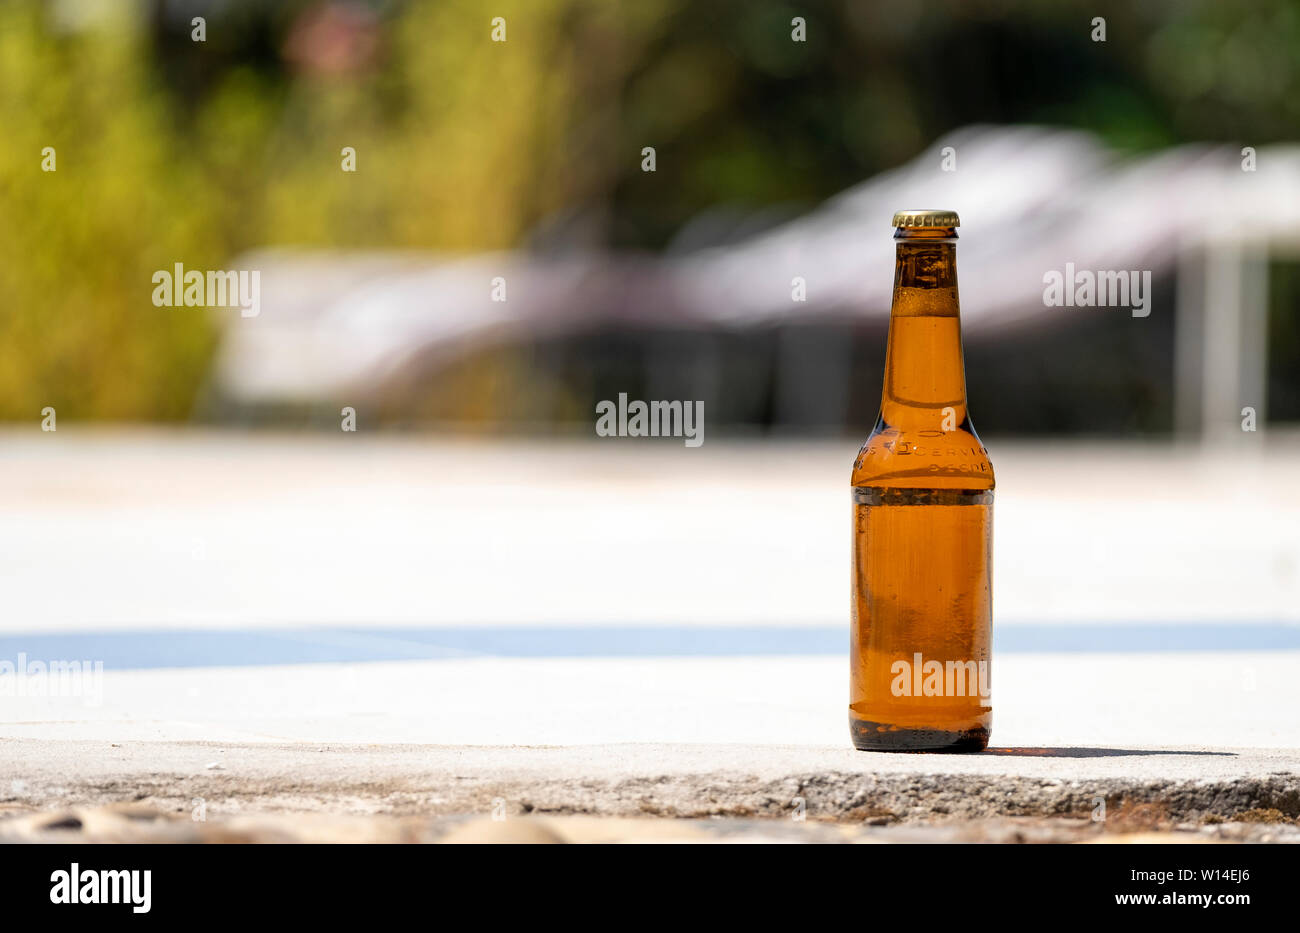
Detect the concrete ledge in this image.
<box><xmin>2</xmin><ymin>740</ymin><xmax>1298</xmax><ymax>843</ymax></box>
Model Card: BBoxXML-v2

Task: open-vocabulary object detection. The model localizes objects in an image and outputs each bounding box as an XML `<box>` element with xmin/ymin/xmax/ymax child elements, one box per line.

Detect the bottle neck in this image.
<box><xmin>880</xmin><ymin>228</ymin><xmax>968</xmax><ymax>430</ymax></box>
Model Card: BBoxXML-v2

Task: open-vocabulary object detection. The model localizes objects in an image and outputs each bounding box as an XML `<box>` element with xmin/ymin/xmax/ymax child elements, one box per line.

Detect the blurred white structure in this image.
<box><xmin>214</xmin><ymin>125</ymin><xmax>1300</xmax><ymax>439</ymax></box>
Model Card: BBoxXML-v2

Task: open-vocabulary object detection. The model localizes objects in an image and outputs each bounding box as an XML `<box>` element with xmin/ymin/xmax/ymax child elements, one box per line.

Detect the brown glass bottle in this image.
<box><xmin>849</xmin><ymin>210</ymin><xmax>994</xmax><ymax>752</ymax></box>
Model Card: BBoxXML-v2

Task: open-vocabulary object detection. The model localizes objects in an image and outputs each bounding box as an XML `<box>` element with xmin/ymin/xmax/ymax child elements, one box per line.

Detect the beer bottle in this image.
<box><xmin>850</xmin><ymin>210</ymin><xmax>994</xmax><ymax>752</ymax></box>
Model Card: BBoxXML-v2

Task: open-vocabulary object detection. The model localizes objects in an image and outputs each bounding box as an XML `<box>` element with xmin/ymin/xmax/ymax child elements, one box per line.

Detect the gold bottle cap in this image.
<box><xmin>891</xmin><ymin>209</ymin><xmax>960</xmax><ymax>228</ymax></box>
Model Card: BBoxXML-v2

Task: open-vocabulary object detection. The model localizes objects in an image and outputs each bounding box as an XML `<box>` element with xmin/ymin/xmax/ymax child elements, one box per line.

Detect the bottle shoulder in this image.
<box><xmin>850</xmin><ymin>421</ymin><xmax>995</xmax><ymax>490</ymax></box>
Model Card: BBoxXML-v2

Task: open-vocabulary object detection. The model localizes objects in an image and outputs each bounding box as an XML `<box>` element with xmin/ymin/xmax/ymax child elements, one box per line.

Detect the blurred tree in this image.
<box><xmin>0</xmin><ymin>1</ymin><xmax>219</xmax><ymax>419</ymax></box>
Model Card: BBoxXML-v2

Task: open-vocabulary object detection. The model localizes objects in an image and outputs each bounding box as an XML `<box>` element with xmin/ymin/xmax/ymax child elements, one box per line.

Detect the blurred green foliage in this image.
<box><xmin>0</xmin><ymin>2</ymin><xmax>218</xmax><ymax>418</ymax></box>
<box><xmin>2</xmin><ymin>0</ymin><xmax>1298</xmax><ymax>420</ymax></box>
<box><xmin>1</xmin><ymin>0</ymin><xmax>634</xmax><ymax>419</ymax></box>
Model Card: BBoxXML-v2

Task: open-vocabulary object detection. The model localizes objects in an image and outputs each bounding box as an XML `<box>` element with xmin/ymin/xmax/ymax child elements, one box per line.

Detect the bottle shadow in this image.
<box><xmin>985</xmin><ymin>747</ymin><xmax>1237</xmax><ymax>758</ymax></box>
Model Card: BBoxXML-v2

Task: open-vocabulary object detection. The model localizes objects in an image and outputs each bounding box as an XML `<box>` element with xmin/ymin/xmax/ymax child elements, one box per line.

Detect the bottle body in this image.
<box><xmin>849</xmin><ymin>216</ymin><xmax>994</xmax><ymax>752</ymax></box>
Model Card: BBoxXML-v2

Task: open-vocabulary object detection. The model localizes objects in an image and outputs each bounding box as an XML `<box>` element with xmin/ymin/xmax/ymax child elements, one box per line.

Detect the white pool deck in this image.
<box><xmin>0</xmin><ymin>431</ymin><xmax>1297</xmax><ymax>772</ymax></box>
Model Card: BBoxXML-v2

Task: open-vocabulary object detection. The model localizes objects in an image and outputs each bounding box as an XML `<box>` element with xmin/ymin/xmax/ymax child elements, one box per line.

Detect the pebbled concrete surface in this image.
<box><xmin>2</xmin><ymin>740</ymin><xmax>1298</xmax><ymax>842</ymax></box>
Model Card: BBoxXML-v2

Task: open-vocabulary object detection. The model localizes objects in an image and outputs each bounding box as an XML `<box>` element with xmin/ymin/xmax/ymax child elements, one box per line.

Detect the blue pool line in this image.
<box><xmin>0</xmin><ymin>623</ymin><xmax>1296</xmax><ymax>670</ymax></box>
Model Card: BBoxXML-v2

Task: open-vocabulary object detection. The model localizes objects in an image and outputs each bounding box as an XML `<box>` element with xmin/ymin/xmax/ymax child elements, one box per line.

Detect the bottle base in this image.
<box><xmin>850</xmin><ymin>717</ymin><xmax>989</xmax><ymax>753</ymax></box>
